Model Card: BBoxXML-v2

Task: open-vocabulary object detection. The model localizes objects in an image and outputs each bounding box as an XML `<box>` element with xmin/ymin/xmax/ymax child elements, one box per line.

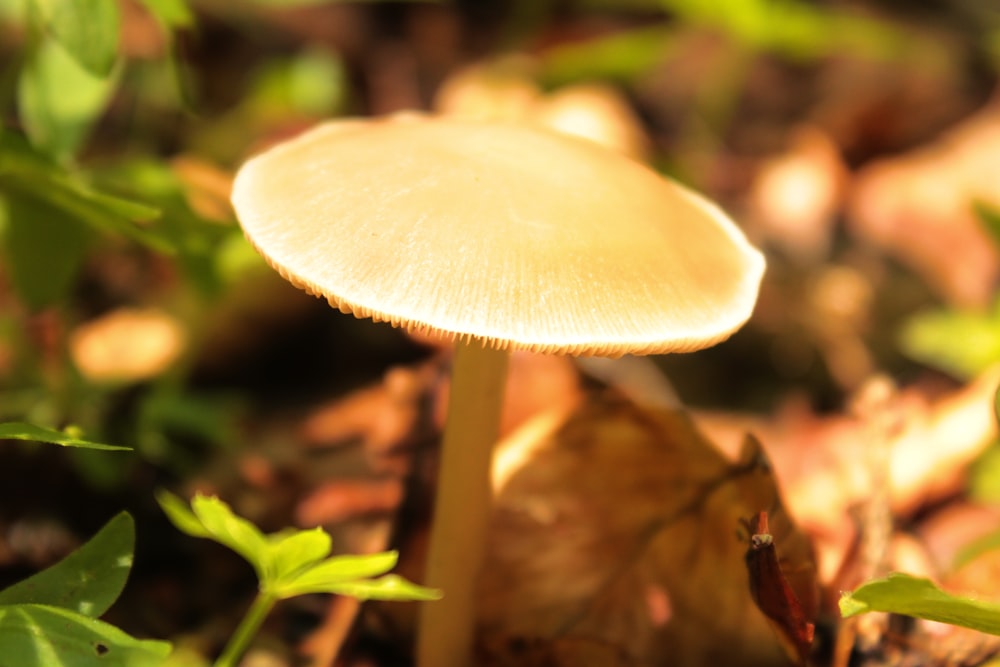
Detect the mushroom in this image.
<box><xmin>230</xmin><ymin>112</ymin><xmax>765</xmax><ymax>667</ymax></box>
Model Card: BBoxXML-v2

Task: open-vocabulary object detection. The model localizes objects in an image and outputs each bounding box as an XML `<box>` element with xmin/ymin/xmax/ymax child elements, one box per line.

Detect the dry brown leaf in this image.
<box><xmin>301</xmin><ymin>352</ymin><xmax>582</xmax><ymax>462</ymax></box>
<box><xmin>696</xmin><ymin>367</ymin><xmax>1000</xmax><ymax>583</ymax></box>
<box><xmin>848</xmin><ymin>99</ymin><xmax>1000</xmax><ymax>307</ymax></box>
<box><xmin>307</xmin><ymin>357</ymin><xmax>822</xmax><ymax>664</ymax></box>
<box><xmin>295</xmin><ymin>479</ymin><xmax>403</xmax><ymax>526</ymax></box>
<box><xmin>743</xmin><ymin>511</ymin><xmax>815</xmax><ymax>667</ymax></box>
<box><xmin>476</xmin><ymin>391</ymin><xmax>817</xmax><ymax>667</ymax></box>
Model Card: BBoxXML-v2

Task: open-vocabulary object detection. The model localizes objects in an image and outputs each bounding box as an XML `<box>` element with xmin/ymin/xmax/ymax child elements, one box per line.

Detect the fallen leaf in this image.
<box><xmin>848</xmin><ymin>100</ymin><xmax>1000</xmax><ymax>307</ymax></box>
<box><xmin>475</xmin><ymin>391</ymin><xmax>817</xmax><ymax>666</ymax></box>
<box><xmin>743</xmin><ymin>511</ymin><xmax>815</xmax><ymax>667</ymax></box>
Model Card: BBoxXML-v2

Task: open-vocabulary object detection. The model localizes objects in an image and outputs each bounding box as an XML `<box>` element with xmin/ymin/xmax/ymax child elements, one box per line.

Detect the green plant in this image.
<box><xmin>840</xmin><ymin>573</ymin><xmax>1000</xmax><ymax>636</ymax></box>
<box><xmin>0</xmin><ymin>422</ymin><xmax>438</xmax><ymax>666</ymax></box>
<box><xmin>0</xmin><ymin>421</ymin><xmax>131</xmax><ymax>450</ymax></box>
<box><xmin>0</xmin><ymin>512</ymin><xmax>172</xmax><ymax>667</ymax></box>
<box><xmin>0</xmin><ymin>423</ymin><xmax>172</xmax><ymax>666</ymax></box>
<box><xmin>156</xmin><ymin>491</ymin><xmax>440</xmax><ymax>667</ymax></box>
<box><xmin>839</xmin><ymin>384</ymin><xmax>1000</xmax><ymax>638</ymax></box>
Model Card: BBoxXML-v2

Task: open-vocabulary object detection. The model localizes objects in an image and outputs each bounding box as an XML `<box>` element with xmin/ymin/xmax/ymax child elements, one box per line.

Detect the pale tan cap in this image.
<box><xmin>231</xmin><ymin>113</ymin><xmax>765</xmax><ymax>356</ymax></box>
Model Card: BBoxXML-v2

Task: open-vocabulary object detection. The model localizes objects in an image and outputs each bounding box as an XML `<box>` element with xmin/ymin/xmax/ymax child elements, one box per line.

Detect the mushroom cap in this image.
<box><xmin>231</xmin><ymin>113</ymin><xmax>765</xmax><ymax>356</ymax></box>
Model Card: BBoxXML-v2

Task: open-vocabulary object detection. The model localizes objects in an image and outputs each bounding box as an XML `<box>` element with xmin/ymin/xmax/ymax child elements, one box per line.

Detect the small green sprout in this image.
<box><xmin>156</xmin><ymin>490</ymin><xmax>440</xmax><ymax>667</ymax></box>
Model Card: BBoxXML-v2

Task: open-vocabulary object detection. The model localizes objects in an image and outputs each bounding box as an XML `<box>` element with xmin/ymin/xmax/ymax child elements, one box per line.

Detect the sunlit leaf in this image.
<box><xmin>0</xmin><ymin>422</ymin><xmax>130</xmax><ymax>451</ymax></box>
<box><xmin>0</xmin><ymin>0</ymin><xmax>27</xmax><ymax>20</ymax></box>
<box><xmin>247</xmin><ymin>0</ymin><xmax>439</xmax><ymax>6</ymax></box>
<box><xmin>17</xmin><ymin>38</ymin><xmax>118</xmax><ymax>160</ymax></box>
<box><xmin>155</xmin><ymin>490</ymin><xmax>212</xmax><ymax>540</ymax></box>
<box><xmin>137</xmin><ymin>0</ymin><xmax>193</xmax><ymax>28</ymax></box>
<box><xmin>308</xmin><ymin>574</ymin><xmax>443</xmax><ymax>601</ymax></box>
<box><xmin>900</xmin><ymin>303</ymin><xmax>1000</xmax><ymax>379</ymax></box>
<box><xmin>968</xmin><ymin>441</ymin><xmax>1000</xmax><ymax>505</ymax></box>
<box><xmin>0</xmin><ymin>513</ymin><xmax>134</xmax><ymax>617</ymax></box>
<box><xmin>157</xmin><ymin>644</ymin><xmax>210</xmax><ymax>667</ymax></box>
<box><xmin>660</xmin><ymin>0</ymin><xmax>928</xmax><ymax>62</ymax></box>
<box><xmin>840</xmin><ymin>573</ymin><xmax>1000</xmax><ymax>635</ymax></box>
<box><xmin>263</xmin><ymin>528</ymin><xmax>331</xmax><ymax>584</ymax></box>
<box><xmin>245</xmin><ymin>0</ymin><xmax>330</xmax><ymax>5</ymax></box>
<box><xmin>0</xmin><ymin>603</ymin><xmax>171</xmax><ymax>666</ymax></box>
<box><xmin>158</xmin><ymin>492</ymin><xmax>437</xmax><ymax>603</ymax></box>
<box><xmin>270</xmin><ymin>551</ymin><xmax>399</xmax><ymax>598</ymax></box>
<box><xmin>29</xmin><ymin>0</ymin><xmax>120</xmax><ymax>77</ymax></box>
<box><xmin>169</xmin><ymin>493</ymin><xmax>268</xmax><ymax>576</ymax></box>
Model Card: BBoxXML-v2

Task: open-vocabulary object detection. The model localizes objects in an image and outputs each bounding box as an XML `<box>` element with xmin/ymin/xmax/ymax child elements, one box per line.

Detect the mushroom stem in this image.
<box><xmin>417</xmin><ymin>340</ymin><xmax>510</xmax><ymax>667</ymax></box>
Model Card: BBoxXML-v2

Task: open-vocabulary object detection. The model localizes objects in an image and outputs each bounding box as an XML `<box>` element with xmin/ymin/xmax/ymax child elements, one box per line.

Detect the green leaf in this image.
<box><xmin>0</xmin><ymin>132</ymin><xmax>169</xmax><ymax>251</ymax></box>
<box><xmin>90</xmin><ymin>159</ymin><xmax>236</xmax><ymax>296</ymax></box>
<box><xmin>539</xmin><ymin>25</ymin><xmax>680</xmax><ymax>85</ymax></box>
<box><xmin>0</xmin><ymin>0</ymin><xmax>28</xmax><ymax>21</ymax></box>
<box><xmin>270</xmin><ymin>551</ymin><xmax>399</xmax><ymax>598</ymax></box>
<box><xmin>189</xmin><ymin>495</ymin><xmax>269</xmax><ymax>572</ymax></box>
<box><xmin>969</xmin><ymin>442</ymin><xmax>1000</xmax><ymax>504</ymax></box>
<box><xmin>248</xmin><ymin>48</ymin><xmax>346</xmax><ymax>117</ymax></box>
<box><xmin>0</xmin><ymin>603</ymin><xmax>171</xmax><ymax>666</ymax></box>
<box><xmin>900</xmin><ymin>306</ymin><xmax>1000</xmax><ymax>379</ymax></box>
<box><xmin>157</xmin><ymin>492</ymin><xmax>267</xmax><ymax>577</ymax></box>
<box><xmin>155</xmin><ymin>490</ymin><xmax>212</xmax><ymax>539</ymax></box>
<box><xmin>133</xmin><ymin>0</ymin><xmax>196</xmax><ymax>112</ymax></box>
<box><xmin>660</xmin><ymin>0</ymin><xmax>926</xmax><ymax>62</ymax></box>
<box><xmin>247</xmin><ymin>0</ymin><xmax>439</xmax><ymax>5</ymax></box>
<box><xmin>158</xmin><ymin>492</ymin><xmax>439</xmax><ymax>603</ymax></box>
<box><xmin>29</xmin><ymin>0</ymin><xmax>121</xmax><ymax>77</ymax></box>
<box><xmin>245</xmin><ymin>0</ymin><xmax>358</xmax><ymax>5</ymax></box>
<box><xmin>264</xmin><ymin>528</ymin><xmax>331</xmax><ymax>584</ymax></box>
<box><xmin>157</xmin><ymin>644</ymin><xmax>209</xmax><ymax>667</ymax></box>
<box><xmin>0</xmin><ymin>422</ymin><xmax>130</xmax><ymax>451</ymax></box>
<box><xmin>0</xmin><ymin>513</ymin><xmax>134</xmax><ymax>617</ymax></box>
<box><xmin>17</xmin><ymin>38</ymin><xmax>118</xmax><ymax>161</ymax></box>
<box><xmin>317</xmin><ymin>574</ymin><xmax>443</xmax><ymax>602</ymax></box>
<box><xmin>978</xmin><ymin>201</ymin><xmax>1000</xmax><ymax>251</ymax></box>
<box><xmin>0</xmin><ymin>191</ymin><xmax>92</xmax><ymax>308</ymax></box>
<box><xmin>840</xmin><ymin>573</ymin><xmax>1000</xmax><ymax>635</ymax></box>
<box><xmin>137</xmin><ymin>0</ymin><xmax>193</xmax><ymax>28</ymax></box>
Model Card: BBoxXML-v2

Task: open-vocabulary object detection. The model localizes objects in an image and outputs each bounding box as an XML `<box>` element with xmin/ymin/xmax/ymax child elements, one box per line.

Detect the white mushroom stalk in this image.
<box><xmin>418</xmin><ymin>341</ymin><xmax>508</xmax><ymax>666</ymax></box>
<box><xmin>231</xmin><ymin>112</ymin><xmax>766</xmax><ymax>667</ymax></box>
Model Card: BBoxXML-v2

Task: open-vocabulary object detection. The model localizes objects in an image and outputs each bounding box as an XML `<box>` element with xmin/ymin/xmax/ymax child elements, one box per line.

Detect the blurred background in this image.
<box><xmin>2</xmin><ymin>0</ymin><xmax>1000</xmax><ymax>665</ymax></box>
